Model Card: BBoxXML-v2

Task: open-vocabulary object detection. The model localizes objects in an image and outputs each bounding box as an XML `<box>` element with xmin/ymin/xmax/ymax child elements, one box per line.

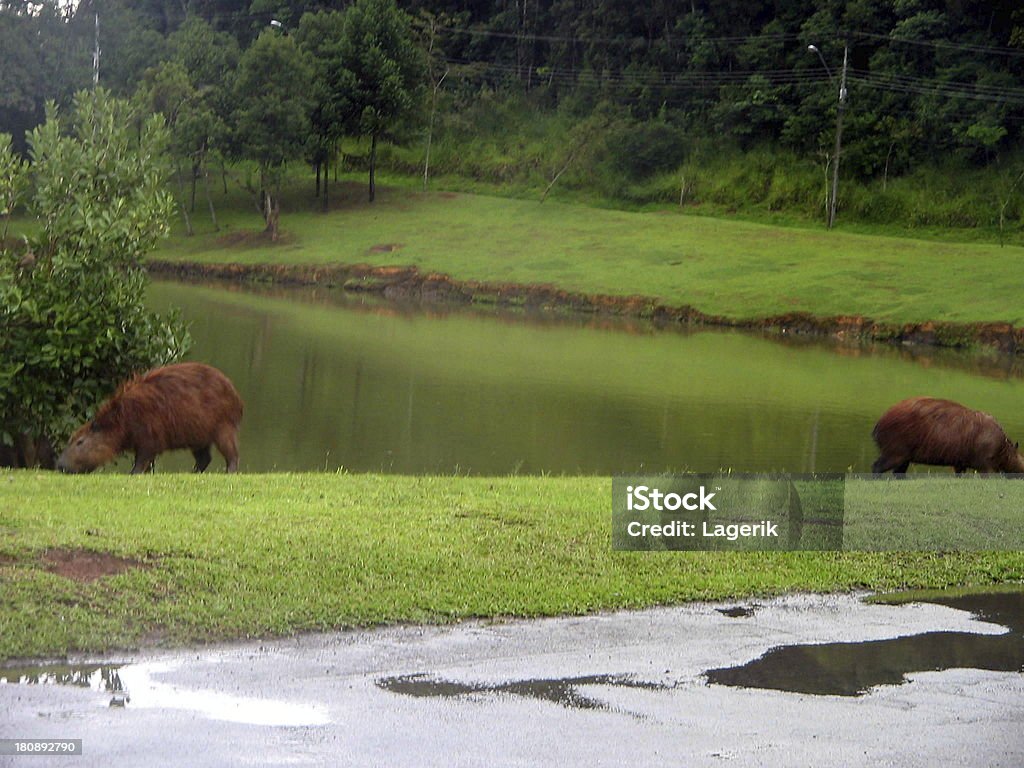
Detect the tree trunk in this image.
<box><xmin>190</xmin><ymin>162</ymin><xmax>198</xmax><ymax>212</ymax></box>
<box><xmin>424</xmin><ymin>69</ymin><xmax>448</xmax><ymax>192</ymax></box>
<box><xmin>883</xmin><ymin>142</ymin><xmax>895</xmax><ymax>192</ymax></box>
<box><xmin>0</xmin><ymin>432</ymin><xmax>55</xmax><ymax>469</ymax></box>
<box><xmin>203</xmin><ymin>168</ymin><xmax>218</xmax><ymax>231</ymax></box>
<box><xmin>369</xmin><ymin>132</ymin><xmax>378</xmax><ymax>203</ymax></box>
<box><xmin>322</xmin><ymin>153</ymin><xmax>330</xmax><ymax>212</ymax></box>
<box><xmin>264</xmin><ymin>190</ymin><xmax>280</xmax><ymax>241</ymax></box>
<box><xmin>175</xmin><ymin>163</ymin><xmax>193</xmax><ymax>236</ymax></box>
<box><xmin>315</xmin><ymin>160</ymin><xmax>321</xmax><ymax>198</ymax></box>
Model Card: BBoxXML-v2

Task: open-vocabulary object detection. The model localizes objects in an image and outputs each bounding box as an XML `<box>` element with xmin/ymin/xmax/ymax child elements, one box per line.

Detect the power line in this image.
<box><xmin>846</xmin><ymin>29</ymin><xmax>1024</xmax><ymax>58</ymax></box>
<box><xmin>445</xmin><ymin>55</ymin><xmax>1024</xmax><ymax>107</ymax></box>
<box><xmin>444</xmin><ymin>58</ymin><xmax>823</xmax><ymax>87</ymax></box>
<box><xmin>437</xmin><ymin>24</ymin><xmax>803</xmax><ymax>47</ymax></box>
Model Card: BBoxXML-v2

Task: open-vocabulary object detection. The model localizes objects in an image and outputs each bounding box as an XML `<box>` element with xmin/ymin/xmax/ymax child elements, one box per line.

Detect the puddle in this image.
<box><xmin>0</xmin><ymin>661</ymin><xmax>329</xmax><ymax>726</ymax></box>
<box><xmin>378</xmin><ymin>673</ymin><xmax>668</xmax><ymax>711</ymax></box>
<box><xmin>717</xmin><ymin>605</ymin><xmax>757</xmax><ymax>618</ymax></box>
<box><xmin>0</xmin><ymin>663</ymin><xmax>128</xmax><ymax>700</ymax></box>
<box><xmin>705</xmin><ymin>590</ymin><xmax>1024</xmax><ymax>696</ymax></box>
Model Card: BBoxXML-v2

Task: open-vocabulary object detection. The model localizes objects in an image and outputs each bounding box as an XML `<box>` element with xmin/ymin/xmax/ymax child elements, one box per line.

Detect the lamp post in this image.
<box><xmin>808</xmin><ymin>43</ymin><xmax>848</xmax><ymax>229</ymax></box>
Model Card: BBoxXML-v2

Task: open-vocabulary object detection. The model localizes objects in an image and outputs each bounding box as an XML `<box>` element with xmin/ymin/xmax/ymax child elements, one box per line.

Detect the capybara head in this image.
<box><xmin>57</xmin><ymin>420</ymin><xmax>120</xmax><ymax>474</ymax></box>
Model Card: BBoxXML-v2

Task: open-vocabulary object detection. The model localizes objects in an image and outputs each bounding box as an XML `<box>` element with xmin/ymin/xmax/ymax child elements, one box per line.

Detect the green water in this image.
<box><xmin>145</xmin><ymin>279</ymin><xmax>1024</xmax><ymax>475</ymax></box>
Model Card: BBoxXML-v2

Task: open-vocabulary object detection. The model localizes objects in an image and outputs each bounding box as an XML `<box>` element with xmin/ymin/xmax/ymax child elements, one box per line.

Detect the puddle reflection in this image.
<box><xmin>0</xmin><ymin>661</ymin><xmax>329</xmax><ymax>726</ymax></box>
<box><xmin>706</xmin><ymin>591</ymin><xmax>1024</xmax><ymax>696</ymax></box>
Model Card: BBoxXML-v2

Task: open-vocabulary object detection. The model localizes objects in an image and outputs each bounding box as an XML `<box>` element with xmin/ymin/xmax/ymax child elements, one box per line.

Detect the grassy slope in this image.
<box><xmin>2</xmin><ymin>472</ymin><xmax>1022</xmax><ymax>661</ymax></box>
<box><xmin>156</xmin><ymin>177</ymin><xmax>1024</xmax><ymax>325</ymax></box>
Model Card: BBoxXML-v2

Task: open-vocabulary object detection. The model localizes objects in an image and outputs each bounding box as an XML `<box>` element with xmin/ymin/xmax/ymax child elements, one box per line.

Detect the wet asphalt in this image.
<box><xmin>2</xmin><ymin>592</ymin><xmax>1023</xmax><ymax>767</ymax></box>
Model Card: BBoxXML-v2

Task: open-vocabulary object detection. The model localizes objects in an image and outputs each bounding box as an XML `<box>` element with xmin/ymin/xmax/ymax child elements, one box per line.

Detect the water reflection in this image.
<box><xmin>705</xmin><ymin>590</ymin><xmax>1024</xmax><ymax>696</ymax></box>
<box><xmin>146</xmin><ymin>279</ymin><xmax>1024</xmax><ymax>475</ymax></box>
<box><xmin>0</xmin><ymin>661</ymin><xmax>329</xmax><ymax>725</ymax></box>
<box><xmin>377</xmin><ymin>672</ymin><xmax>667</xmax><ymax>711</ymax></box>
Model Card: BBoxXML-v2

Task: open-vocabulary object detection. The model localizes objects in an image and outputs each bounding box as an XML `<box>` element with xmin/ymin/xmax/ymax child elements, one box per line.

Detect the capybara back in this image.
<box><xmin>57</xmin><ymin>362</ymin><xmax>243</xmax><ymax>474</ymax></box>
<box><xmin>871</xmin><ymin>397</ymin><xmax>1024</xmax><ymax>474</ymax></box>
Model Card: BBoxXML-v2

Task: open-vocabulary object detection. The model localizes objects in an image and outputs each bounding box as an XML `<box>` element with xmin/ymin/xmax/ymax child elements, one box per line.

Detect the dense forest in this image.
<box><xmin>3</xmin><ymin>0</ymin><xmax>1024</xmax><ymax>227</ymax></box>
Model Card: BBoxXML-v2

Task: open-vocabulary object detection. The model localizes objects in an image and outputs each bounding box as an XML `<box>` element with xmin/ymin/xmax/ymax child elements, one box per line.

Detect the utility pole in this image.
<box><xmin>828</xmin><ymin>45</ymin><xmax>848</xmax><ymax>229</ymax></box>
<box><xmin>93</xmin><ymin>13</ymin><xmax>100</xmax><ymax>87</ymax></box>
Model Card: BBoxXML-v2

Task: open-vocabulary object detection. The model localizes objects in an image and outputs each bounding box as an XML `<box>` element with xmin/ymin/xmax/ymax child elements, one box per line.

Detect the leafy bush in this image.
<box><xmin>606</xmin><ymin>121</ymin><xmax>688</xmax><ymax>181</ymax></box>
<box><xmin>0</xmin><ymin>90</ymin><xmax>190</xmax><ymax>467</ymax></box>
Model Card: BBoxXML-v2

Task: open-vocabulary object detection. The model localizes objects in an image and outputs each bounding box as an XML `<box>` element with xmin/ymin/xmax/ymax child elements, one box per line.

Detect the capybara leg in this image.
<box><xmin>893</xmin><ymin>460</ymin><xmax>910</xmax><ymax>476</ymax></box>
<box><xmin>193</xmin><ymin>446</ymin><xmax>212</xmax><ymax>473</ymax></box>
<box><xmin>214</xmin><ymin>426</ymin><xmax>239</xmax><ymax>473</ymax></box>
<box><xmin>130</xmin><ymin>452</ymin><xmax>155</xmax><ymax>475</ymax></box>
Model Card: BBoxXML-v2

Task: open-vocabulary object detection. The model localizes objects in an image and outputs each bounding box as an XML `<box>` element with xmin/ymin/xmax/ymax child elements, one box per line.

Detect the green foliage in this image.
<box><xmin>0</xmin><ymin>90</ymin><xmax>190</xmax><ymax>465</ymax></box>
<box><xmin>0</xmin><ymin>133</ymin><xmax>28</xmax><ymax>242</ymax></box>
<box><xmin>607</xmin><ymin>120</ymin><xmax>687</xmax><ymax>181</ymax></box>
<box><xmin>231</xmin><ymin>29</ymin><xmax>314</xmax><ymax>232</ymax></box>
<box><xmin>336</xmin><ymin>0</ymin><xmax>425</xmax><ymax>199</ymax></box>
<box><xmin>232</xmin><ymin>30</ymin><xmax>313</xmax><ymax>172</ymax></box>
<box><xmin>0</xmin><ymin>3</ymin><xmax>89</xmax><ymax>153</ymax></box>
<box><xmin>295</xmin><ymin>10</ymin><xmax>348</xmax><ymax>186</ymax></box>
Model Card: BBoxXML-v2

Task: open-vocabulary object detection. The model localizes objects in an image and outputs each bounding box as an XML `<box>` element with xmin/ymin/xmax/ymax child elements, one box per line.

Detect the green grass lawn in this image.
<box><xmin>152</xmin><ymin>175</ymin><xmax>1024</xmax><ymax>326</ymax></box>
<box><xmin>2</xmin><ymin>472</ymin><xmax>1022</xmax><ymax>661</ymax></box>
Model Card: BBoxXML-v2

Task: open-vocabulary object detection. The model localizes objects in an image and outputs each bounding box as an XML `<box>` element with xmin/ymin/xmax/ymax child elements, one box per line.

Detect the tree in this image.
<box><xmin>139</xmin><ymin>19</ymin><xmax>238</xmax><ymax>234</ymax></box>
<box><xmin>0</xmin><ymin>2</ymin><xmax>90</xmax><ymax>153</ymax></box>
<box><xmin>0</xmin><ymin>89</ymin><xmax>190</xmax><ymax>468</ymax></box>
<box><xmin>231</xmin><ymin>28</ymin><xmax>313</xmax><ymax>239</ymax></box>
<box><xmin>337</xmin><ymin>0</ymin><xmax>425</xmax><ymax>202</ymax></box>
<box><xmin>296</xmin><ymin>9</ymin><xmax>348</xmax><ymax>210</ymax></box>
<box><xmin>416</xmin><ymin>10</ymin><xmax>451</xmax><ymax>192</ymax></box>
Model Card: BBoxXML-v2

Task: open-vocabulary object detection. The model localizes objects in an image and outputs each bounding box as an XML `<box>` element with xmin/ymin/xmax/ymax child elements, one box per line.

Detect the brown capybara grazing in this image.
<box><xmin>871</xmin><ymin>397</ymin><xmax>1024</xmax><ymax>475</ymax></box>
<box><xmin>57</xmin><ymin>362</ymin><xmax>243</xmax><ymax>475</ymax></box>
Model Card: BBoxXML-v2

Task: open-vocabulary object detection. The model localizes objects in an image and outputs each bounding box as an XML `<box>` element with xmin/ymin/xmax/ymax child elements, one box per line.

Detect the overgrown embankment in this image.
<box><xmin>148</xmin><ymin>258</ymin><xmax>1024</xmax><ymax>355</ymax></box>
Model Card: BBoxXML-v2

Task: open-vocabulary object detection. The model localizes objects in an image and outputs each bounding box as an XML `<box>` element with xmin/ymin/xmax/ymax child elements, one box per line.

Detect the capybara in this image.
<box><xmin>871</xmin><ymin>397</ymin><xmax>1024</xmax><ymax>475</ymax></box>
<box><xmin>57</xmin><ymin>362</ymin><xmax>243</xmax><ymax>474</ymax></box>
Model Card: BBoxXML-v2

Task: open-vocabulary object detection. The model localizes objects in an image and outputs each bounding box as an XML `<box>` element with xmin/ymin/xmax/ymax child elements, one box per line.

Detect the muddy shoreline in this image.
<box><xmin>147</xmin><ymin>259</ymin><xmax>1024</xmax><ymax>354</ymax></box>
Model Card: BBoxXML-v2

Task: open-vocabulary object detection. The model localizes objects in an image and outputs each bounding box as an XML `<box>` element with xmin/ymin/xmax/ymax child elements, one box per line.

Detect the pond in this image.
<box><xmin>146</xmin><ymin>279</ymin><xmax>1024</xmax><ymax>475</ymax></box>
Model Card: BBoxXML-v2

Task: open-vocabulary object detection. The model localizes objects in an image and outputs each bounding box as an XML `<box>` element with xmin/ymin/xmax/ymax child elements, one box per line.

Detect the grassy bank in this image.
<box><xmin>2</xmin><ymin>472</ymin><xmax>1022</xmax><ymax>661</ymax></box>
<box><xmin>154</xmin><ymin>179</ymin><xmax>1024</xmax><ymax>327</ymax></box>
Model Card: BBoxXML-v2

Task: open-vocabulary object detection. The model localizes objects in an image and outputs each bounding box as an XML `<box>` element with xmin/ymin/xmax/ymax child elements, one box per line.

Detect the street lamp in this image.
<box><xmin>808</xmin><ymin>43</ymin><xmax>848</xmax><ymax>229</ymax></box>
<box><xmin>270</xmin><ymin>19</ymin><xmax>285</xmax><ymax>30</ymax></box>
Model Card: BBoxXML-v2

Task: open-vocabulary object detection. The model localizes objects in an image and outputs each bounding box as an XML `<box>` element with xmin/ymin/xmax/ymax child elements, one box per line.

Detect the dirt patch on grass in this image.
<box><xmin>369</xmin><ymin>243</ymin><xmax>404</xmax><ymax>254</ymax></box>
<box><xmin>42</xmin><ymin>548</ymin><xmax>150</xmax><ymax>583</ymax></box>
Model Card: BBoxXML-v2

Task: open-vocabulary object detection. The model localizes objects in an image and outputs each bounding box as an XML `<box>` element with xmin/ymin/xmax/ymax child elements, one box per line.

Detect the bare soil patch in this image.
<box><xmin>42</xmin><ymin>548</ymin><xmax>150</xmax><ymax>583</ymax></box>
<box><xmin>369</xmin><ymin>243</ymin><xmax>404</xmax><ymax>254</ymax></box>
